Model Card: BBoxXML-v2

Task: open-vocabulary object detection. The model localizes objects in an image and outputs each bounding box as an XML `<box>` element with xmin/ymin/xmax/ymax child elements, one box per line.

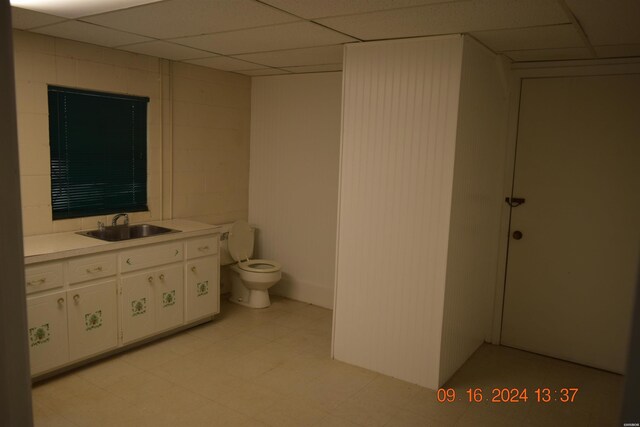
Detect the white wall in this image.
<box><xmin>171</xmin><ymin>62</ymin><xmax>251</xmax><ymax>225</ymax></box>
<box><xmin>13</xmin><ymin>30</ymin><xmax>163</xmax><ymax>235</ymax></box>
<box><xmin>249</xmin><ymin>73</ymin><xmax>342</xmax><ymax>308</ymax></box>
<box><xmin>333</xmin><ymin>36</ymin><xmax>464</xmax><ymax>389</ymax></box>
<box><xmin>438</xmin><ymin>37</ymin><xmax>509</xmax><ymax>384</ymax></box>
<box><xmin>0</xmin><ymin>7</ymin><xmax>33</xmax><ymax>423</ymax></box>
<box><xmin>13</xmin><ymin>30</ymin><xmax>251</xmax><ymax>236</ymax></box>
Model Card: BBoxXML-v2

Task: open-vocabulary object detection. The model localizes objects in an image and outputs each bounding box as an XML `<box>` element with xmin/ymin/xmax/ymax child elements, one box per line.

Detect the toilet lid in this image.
<box><xmin>238</xmin><ymin>259</ymin><xmax>281</xmax><ymax>273</ymax></box>
<box><xmin>227</xmin><ymin>220</ymin><xmax>253</xmax><ymax>262</ymax></box>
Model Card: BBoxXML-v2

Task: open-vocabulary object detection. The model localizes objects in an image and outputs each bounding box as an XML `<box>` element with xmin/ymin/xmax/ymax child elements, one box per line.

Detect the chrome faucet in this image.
<box><xmin>112</xmin><ymin>213</ymin><xmax>129</xmax><ymax>227</ymax></box>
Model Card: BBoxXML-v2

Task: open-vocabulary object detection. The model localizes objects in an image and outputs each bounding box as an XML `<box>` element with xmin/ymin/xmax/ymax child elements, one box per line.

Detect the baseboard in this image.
<box><xmin>271</xmin><ymin>276</ymin><xmax>334</xmax><ymax>309</ymax></box>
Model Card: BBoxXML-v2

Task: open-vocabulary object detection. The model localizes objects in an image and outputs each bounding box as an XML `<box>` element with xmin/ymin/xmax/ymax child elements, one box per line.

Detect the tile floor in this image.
<box><xmin>32</xmin><ymin>296</ymin><xmax>624</xmax><ymax>426</ymax></box>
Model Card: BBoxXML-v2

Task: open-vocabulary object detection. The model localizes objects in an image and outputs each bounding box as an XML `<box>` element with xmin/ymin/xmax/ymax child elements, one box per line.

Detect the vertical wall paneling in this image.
<box><xmin>438</xmin><ymin>37</ymin><xmax>509</xmax><ymax>384</ymax></box>
<box><xmin>249</xmin><ymin>73</ymin><xmax>342</xmax><ymax>308</ymax></box>
<box><xmin>333</xmin><ymin>36</ymin><xmax>464</xmax><ymax>389</ymax></box>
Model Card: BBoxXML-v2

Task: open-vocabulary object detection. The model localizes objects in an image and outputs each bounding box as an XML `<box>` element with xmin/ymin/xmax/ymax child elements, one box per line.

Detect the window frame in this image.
<box><xmin>47</xmin><ymin>85</ymin><xmax>150</xmax><ymax>221</ymax></box>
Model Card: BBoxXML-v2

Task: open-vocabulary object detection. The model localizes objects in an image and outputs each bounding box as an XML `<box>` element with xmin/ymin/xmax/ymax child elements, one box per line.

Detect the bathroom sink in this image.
<box><xmin>77</xmin><ymin>224</ymin><xmax>179</xmax><ymax>242</ymax></box>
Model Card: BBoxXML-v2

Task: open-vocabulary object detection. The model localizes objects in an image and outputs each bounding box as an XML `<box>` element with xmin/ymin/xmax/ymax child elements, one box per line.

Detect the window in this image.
<box><xmin>48</xmin><ymin>86</ymin><xmax>149</xmax><ymax>220</ymax></box>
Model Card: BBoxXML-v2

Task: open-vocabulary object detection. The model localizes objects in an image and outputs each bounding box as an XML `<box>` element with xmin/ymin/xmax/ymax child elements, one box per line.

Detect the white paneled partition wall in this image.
<box><xmin>333</xmin><ymin>35</ymin><xmax>508</xmax><ymax>389</ymax></box>
<box><xmin>249</xmin><ymin>73</ymin><xmax>342</xmax><ymax>308</ymax></box>
<box><xmin>439</xmin><ymin>38</ymin><xmax>509</xmax><ymax>383</ymax></box>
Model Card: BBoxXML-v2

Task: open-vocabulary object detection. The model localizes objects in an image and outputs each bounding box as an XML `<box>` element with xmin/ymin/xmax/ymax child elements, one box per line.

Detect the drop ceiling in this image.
<box><xmin>11</xmin><ymin>0</ymin><xmax>640</xmax><ymax>76</ymax></box>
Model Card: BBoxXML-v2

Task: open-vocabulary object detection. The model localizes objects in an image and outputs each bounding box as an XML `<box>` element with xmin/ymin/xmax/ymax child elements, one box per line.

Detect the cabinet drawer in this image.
<box><xmin>186</xmin><ymin>235</ymin><xmax>218</xmax><ymax>259</ymax></box>
<box><xmin>120</xmin><ymin>241</ymin><xmax>184</xmax><ymax>273</ymax></box>
<box><xmin>25</xmin><ymin>262</ymin><xmax>64</xmax><ymax>295</ymax></box>
<box><xmin>68</xmin><ymin>254</ymin><xmax>117</xmax><ymax>284</ymax></box>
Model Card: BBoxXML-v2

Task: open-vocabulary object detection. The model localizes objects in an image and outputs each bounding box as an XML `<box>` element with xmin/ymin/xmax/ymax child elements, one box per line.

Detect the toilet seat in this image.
<box><xmin>238</xmin><ymin>259</ymin><xmax>281</xmax><ymax>273</ymax></box>
<box><xmin>227</xmin><ymin>220</ymin><xmax>254</xmax><ymax>262</ymax></box>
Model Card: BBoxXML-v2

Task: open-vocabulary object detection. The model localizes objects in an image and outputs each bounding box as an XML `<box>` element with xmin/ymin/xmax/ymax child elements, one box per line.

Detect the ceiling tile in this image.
<box><xmin>184</xmin><ymin>56</ymin><xmax>263</xmax><ymax>71</ymax></box>
<box><xmin>11</xmin><ymin>0</ymin><xmax>164</xmax><ymax>19</ymax></box>
<box><xmin>33</xmin><ymin>21</ymin><xmax>152</xmax><ymax>47</ymax></box>
<box><xmin>471</xmin><ymin>24</ymin><xmax>583</xmax><ymax>52</ymax></box>
<box><xmin>84</xmin><ymin>0</ymin><xmax>298</xmax><ymax>39</ymax></box>
<box><xmin>316</xmin><ymin>0</ymin><xmax>570</xmax><ymax>41</ymax></box>
<box><xmin>595</xmin><ymin>44</ymin><xmax>640</xmax><ymax>59</ymax></box>
<box><xmin>172</xmin><ymin>21</ymin><xmax>356</xmax><ymax>55</ymax></box>
<box><xmin>258</xmin><ymin>0</ymin><xmax>455</xmax><ymax>19</ymax></box>
<box><xmin>233</xmin><ymin>44</ymin><xmax>345</xmax><ymax>67</ymax></box>
<box><xmin>119</xmin><ymin>41</ymin><xmax>215</xmax><ymax>60</ymax></box>
<box><xmin>282</xmin><ymin>63</ymin><xmax>343</xmax><ymax>73</ymax></box>
<box><xmin>504</xmin><ymin>47</ymin><xmax>592</xmax><ymax>62</ymax></box>
<box><xmin>237</xmin><ymin>68</ymin><xmax>291</xmax><ymax>76</ymax></box>
<box><xmin>565</xmin><ymin>0</ymin><xmax>640</xmax><ymax>45</ymax></box>
<box><xmin>11</xmin><ymin>7</ymin><xmax>66</xmax><ymax>29</ymax></box>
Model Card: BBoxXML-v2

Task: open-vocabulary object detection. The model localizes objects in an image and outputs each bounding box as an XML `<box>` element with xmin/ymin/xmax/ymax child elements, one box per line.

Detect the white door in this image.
<box><xmin>185</xmin><ymin>257</ymin><xmax>219</xmax><ymax>323</ymax></box>
<box><xmin>501</xmin><ymin>74</ymin><xmax>640</xmax><ymax>373</ymax></box>
<box><xmin>154</xmin><ymin>264</ymin><xmax>184</xmax><ymax>332</ymax></box>
<box><xmin>67</xmin><ymin>280</ymin><xmax>118</xmax><ymax>361</ymax></box>
<box><xmin>26</xmin><ymin>291</ymin><xmax>69</xmax><ymax>374</ymax></box>
<box><xmin>121</xmin><ymin>271</ymin><xmax>155</xmax><ymax>344</ymax></box>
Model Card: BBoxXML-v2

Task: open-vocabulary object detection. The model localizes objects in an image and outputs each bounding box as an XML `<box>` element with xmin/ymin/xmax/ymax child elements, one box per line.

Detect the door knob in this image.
<box><xmin>513</xmin><ymin>230</ymin><xmax>523</xmax><ymax>240</ymax></box>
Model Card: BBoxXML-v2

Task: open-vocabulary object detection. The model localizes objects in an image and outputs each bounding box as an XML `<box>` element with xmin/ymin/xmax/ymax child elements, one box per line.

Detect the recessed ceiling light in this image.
<box><xmin>10</xmin><ymin>0</ymin><xmax>164</xmax><ymax>19</ymax></box>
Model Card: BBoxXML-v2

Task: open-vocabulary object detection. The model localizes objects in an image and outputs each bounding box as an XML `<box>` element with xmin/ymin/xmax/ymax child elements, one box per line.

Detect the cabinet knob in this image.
<box><xmin>191</xmin><ymin>266</ymin><xmax>197</xmax><ymax>273</ymax></box>
<box><xmin>73</xmin><ymin>294</ymin><xmax>80</xmax><ymax>303</ymax></box>
<box><xmin>86</xmin><ymin>266</ymin><xmax>103</xmax><ymax>273</ymax></box>
<box><xmin>148</xmin><ymin>276</ymin><xmax>154</xmax><ymax>283</ymax></box>
<box><xmin>57</xmin><ymin>297</ymin><xmax>64</xmax><ymax>305</ymax></box>
<box><xmin>198</xmin><ymin>246</ymin><xmax>209</xmax><ymax>252</ymax></box>
<box><xmin>159</xmin><ymin>274</ymin><xmax>165</xmax><ymax>281</ymax></box>
<box><xmin>27</xmin><ymin>278</ymin><xmax>46</xmax><ymax>286</ymax></box>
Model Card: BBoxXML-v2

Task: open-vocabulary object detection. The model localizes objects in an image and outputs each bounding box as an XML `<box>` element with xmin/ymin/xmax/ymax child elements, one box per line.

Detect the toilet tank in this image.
<box><xmin>219</xmin><ymin>221</ymin><xmax>255</xmax><ymax>266</ymax></box>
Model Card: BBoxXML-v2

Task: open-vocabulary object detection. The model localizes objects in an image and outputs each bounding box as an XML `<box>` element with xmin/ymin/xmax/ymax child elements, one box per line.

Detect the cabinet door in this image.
<box><xmin>26</xmin><ymin>291</ymin><xmax>69</xmax><ymax>375</ymax></box>
<box><xmin>185</xmin><ymin>257</ymin><xmax>219</xmax><ymax>323</ymax></box>
<box><xmin>154</xmin><ymin>264</ymin><xmax>184</xmax><ymax>332</ymax></box>
<box><xmin>121</xmin><ymin>271</ymin><xmax>155</xmax><ymax>344</ymax></box>
<box><xmin>67</xmin><ymin>280</ymin><xmax>118</xmax><ymax>361</ymax></box>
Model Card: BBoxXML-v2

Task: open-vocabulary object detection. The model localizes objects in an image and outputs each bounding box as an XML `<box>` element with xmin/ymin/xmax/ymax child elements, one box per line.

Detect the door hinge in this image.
<box><xmin>505</xmin><ymin>197</ymin><xmax>526</xmax><ymax>207</ymax></box>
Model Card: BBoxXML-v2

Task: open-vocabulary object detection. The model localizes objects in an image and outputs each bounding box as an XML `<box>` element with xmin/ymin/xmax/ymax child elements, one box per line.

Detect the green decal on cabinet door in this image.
<box><xmin>29</xmin><ymin>324</ymin><xmax>50</xmax><ymax>347</ymax></box>
<box><xmin>162</xmin><ymin>290</ymin><xmax>176</xmax><ymax>307</ymax></box>
<box><xmin>131</xmin><ymin>298</ymin><xmax>147</xmax><ymax>317</ymax></box>
<box><xmin>85</xmin><ymin>311</ymin><xmax>103</xmax><ymax>331</ymax></box>
<box><xmin>197</xmin><ymin>280</ymin><xmax>209</xmax><ymax>297</ymax></box>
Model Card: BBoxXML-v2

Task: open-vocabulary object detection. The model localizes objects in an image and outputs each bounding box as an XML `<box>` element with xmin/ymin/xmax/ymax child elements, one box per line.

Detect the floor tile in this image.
<box><xmin>31</xmin><ymin>296</ymin><xmax>625</xmax><ymax>427</ymax></box>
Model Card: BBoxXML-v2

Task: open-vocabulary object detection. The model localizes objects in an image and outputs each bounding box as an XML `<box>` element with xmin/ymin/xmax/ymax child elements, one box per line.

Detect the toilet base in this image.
<box><xmin>228</xmin><ymin>291</ymin><xmax>270</xmax><ymax>309</ymax></box>
<box><xmin>228</xmin><ymin>275</ymin><xmax>271</xmax><ymax>308</ymax></box>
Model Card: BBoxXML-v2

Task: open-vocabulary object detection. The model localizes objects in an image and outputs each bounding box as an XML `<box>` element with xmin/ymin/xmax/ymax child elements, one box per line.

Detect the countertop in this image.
<box><xmin>24</xmin><ymin>219</ymin><xmax>221</xmax><ymax>265</ymax></box>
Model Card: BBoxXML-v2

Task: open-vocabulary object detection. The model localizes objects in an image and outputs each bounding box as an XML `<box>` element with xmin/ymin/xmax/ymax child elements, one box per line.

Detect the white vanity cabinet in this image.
<box><xmin>24</xmin><ymin>223</ymin><xmax>220</xmax><ymax>377</ymax></box>
<box><xmin>120</xmin><ymin>264</ymin><xmax>184</xmax><ymax>344</ymax></box>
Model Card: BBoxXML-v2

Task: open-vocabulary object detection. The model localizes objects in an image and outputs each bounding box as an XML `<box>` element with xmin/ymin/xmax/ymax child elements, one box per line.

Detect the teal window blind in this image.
<box><xmin>48</xmin><ymin>86</ymin><xmax>149</xmax><ymax>220</ymax></box>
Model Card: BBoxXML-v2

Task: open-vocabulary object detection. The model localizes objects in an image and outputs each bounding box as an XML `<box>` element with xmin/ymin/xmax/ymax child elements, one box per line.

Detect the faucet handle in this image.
<box><xmin>97</xmin><ymin>221</ymin><xmax>105</xmax><ymax>231</ymax></box>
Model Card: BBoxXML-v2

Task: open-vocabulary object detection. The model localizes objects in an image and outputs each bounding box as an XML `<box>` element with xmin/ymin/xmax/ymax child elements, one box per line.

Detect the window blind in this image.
<box><xmin>48</xmin><ymin>86</ymin><xmax>149</xmax><ymax>220</ymax></box>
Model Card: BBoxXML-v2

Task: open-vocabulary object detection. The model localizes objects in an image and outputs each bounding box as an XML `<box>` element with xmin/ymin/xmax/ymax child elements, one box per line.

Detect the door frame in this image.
<box><xmin>490</xmin><ymin>56</ymin><xmax>640</xmax><ymax>344</ymax></box>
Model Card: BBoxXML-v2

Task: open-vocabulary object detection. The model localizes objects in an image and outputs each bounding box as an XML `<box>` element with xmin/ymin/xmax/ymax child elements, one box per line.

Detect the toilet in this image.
<box><xmin>220</xmin><ymin>220</ymin><xmax>281</xmax><ymax>308</ymax></box>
